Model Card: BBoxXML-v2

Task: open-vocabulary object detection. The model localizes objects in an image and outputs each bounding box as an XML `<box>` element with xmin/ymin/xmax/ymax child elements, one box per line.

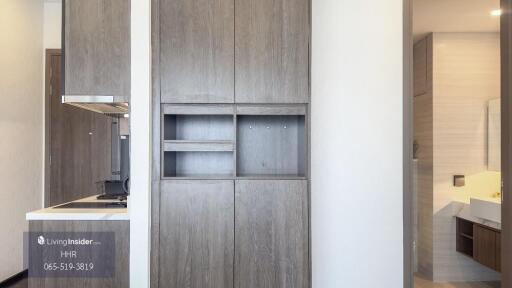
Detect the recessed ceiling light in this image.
<box><xmin>491</xmin><ymin>9</ymin><xmax>502</xmax><ymax>16</ymax></box>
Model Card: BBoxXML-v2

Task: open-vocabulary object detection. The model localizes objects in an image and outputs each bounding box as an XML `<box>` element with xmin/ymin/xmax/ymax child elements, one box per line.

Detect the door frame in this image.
<box><xmin>44</xmin><ymin>49</ymin><xmax>62</xmax><ymax>208</ymax></box>
<box><xmin>403</xmin><ymin>0</ymin><xmax>413</xmax><ymax>286</ymax></box>
<box><xmin>404</xmin><ymin>1</ymin><xmax>512</xmax><ymax>287</ymax></box>
<box><xmin>501</xmin><ymin>0</ymin><xmax>511</xmax><ymax>285</ymax></box>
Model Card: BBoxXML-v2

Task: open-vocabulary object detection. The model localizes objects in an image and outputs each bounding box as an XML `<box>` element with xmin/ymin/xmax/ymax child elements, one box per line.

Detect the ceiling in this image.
<box><xmin>413</xmin><ymin>0</ymin><xmax>500</xmax><ymax>42</ymax></box>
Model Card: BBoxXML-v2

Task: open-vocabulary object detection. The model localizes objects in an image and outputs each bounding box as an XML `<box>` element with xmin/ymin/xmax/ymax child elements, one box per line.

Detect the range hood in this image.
<box><xmin>62</xmin><ymin>95</ymin><xmax>129</xmax><ymax>114</ymax></box>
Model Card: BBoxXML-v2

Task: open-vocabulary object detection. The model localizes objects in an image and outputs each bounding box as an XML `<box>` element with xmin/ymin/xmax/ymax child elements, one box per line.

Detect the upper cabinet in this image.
<box><xmin>413</xmin><ymin>35</ymin><xmax>432</xmax><ymax>97</ymax></box>
<box><xmin>235</xmin><ymin>0</ymin><xmax>310</xmax><ymax>103</ymax></box>
<box><xmin>158</xmin><ymin>0</ymin><xmax>309</xmax><ymax>104</ymax></box>
<box><xmin>159</xmin><ymin>0</ymin><xmax>235</xmax><ymax>103</ymax></box>
<box><xmin>64</xmin><ymin>0</ymin><xmax>130</xmax><ymax>100</ymax></box>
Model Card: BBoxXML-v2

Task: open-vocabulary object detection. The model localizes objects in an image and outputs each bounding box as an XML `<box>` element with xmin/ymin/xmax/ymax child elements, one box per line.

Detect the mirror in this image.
<box><xmin>488</xmin><ymin>98</ymin><xmax>500</xmax><ymax>171</ymax></box>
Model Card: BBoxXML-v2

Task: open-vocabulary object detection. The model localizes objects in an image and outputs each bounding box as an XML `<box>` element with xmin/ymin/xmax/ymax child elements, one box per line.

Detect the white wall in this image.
<box><xmin>311</xmin><ymin>1</ymin><xmax>404</xmax><ymax>287</ymax></box>
<box><xmin>0</xmin><ymin>0</ymin><xmax>44</xmax><ymax>281</ymax></box>
<box><xmin>43</xmin><ymin>0</ymin><xmax>62</xmax><ymax>49</ymax></box>
<box><xmin>129</xmin><ymin>0</ymin><xmax>152</xmax><ymax>286</ymax></box>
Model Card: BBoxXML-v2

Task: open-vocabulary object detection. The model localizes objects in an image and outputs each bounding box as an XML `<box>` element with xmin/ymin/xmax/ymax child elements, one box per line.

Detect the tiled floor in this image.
<box><xmin>415</xmin><ymin>274</ymin><xmax>500</xmax><ymax>288</ymax></box>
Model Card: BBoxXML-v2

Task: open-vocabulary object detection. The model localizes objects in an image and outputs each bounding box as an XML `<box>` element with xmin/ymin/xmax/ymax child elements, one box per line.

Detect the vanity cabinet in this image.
<box><xmin>159</xmin><ymin>180</ymin><xmax>234</xmax><ymax>287</ymax></box>
<box><xmin>456</xmin><ymin>217</ymin><xmax>501</xmax><ymax>272</ymax></box>
<box><xmin>235</xmin><ymin>0</ymin><xmax>309</xmax><ymax>103</ymax></box>
<box><xmin>473</xmin><ymin>224</ymin><xmax>498</xmax><ymax>271</ymax></box>
<box><xmin>64</xmin><ymin>0</ymin><xmax>130</xmax><ymax>100</ymax></box>
<box><xmin>235</xmin><ymin>180</ymin><xmax>309</xmax><ymax>288</ymax></box>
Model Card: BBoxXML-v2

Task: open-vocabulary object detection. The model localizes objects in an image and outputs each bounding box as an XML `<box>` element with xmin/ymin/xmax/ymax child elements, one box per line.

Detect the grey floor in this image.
<box><xmin>415</xmin><ymin>274</ymin><xmax>500</xmax><ymax>288</ymax></box>
<box><xmin>3</xmin><ymin>274</ymin><xmax>501</xmax><ymax>288</ymax></box>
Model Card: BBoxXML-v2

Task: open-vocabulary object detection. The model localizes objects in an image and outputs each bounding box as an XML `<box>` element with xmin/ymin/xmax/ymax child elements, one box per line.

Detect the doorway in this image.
<box><xmin>405</xmin><ymin>0</ymin><xmax>511</xmax><ymax>287</ymax></box>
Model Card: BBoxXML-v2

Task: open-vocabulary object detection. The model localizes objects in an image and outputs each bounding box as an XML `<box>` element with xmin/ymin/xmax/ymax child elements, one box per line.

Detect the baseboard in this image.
<box><xmin>0</xmin><ymin>270</ymin><xmax>28</xmax><ymax>286</ymax></box>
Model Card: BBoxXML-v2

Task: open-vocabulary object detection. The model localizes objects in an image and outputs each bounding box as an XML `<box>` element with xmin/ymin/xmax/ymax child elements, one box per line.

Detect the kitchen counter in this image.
<box><xmin>26</xmin><ymin>195</ymin><xmax>129</xmax><ymax>221</ymax></box>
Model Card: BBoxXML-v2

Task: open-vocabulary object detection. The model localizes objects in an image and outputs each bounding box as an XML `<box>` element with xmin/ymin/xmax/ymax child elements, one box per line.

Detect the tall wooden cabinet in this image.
<box><xmin>153</xmin><ymin>0</ymin><xmax>310</xmax><ymax>286</ymax></box>
<box><xmin>64</xmin><ymin>0</ymin><xmax>130</xmax><ymax>99</ymax></box>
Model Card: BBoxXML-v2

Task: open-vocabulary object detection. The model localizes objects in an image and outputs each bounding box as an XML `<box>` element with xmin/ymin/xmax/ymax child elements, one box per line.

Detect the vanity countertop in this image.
<box><xmin>26</xmin><ymin>195</ymin><xmax>129</xmax><ymax>221</ymax></box>
<box><xmin>453</xmin><ymin>200</ymin><xmax>500</xmax><ymax>231</ymax></box>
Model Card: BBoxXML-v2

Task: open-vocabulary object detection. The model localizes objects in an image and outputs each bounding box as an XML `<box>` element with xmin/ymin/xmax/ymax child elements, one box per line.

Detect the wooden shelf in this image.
<box><xmin>162</xmin><ymin>175</ymin><xmax>235</xmax><ymax>180</ymax></box>
<box><xmin>460</xmin><ymin>232</ymin><xmax>473</xmax><ymax>240</ymax></box>
<box><xmin>236</xmin><ymin>175</ymin><xmax>307</xmax><ymax>180</ymax></box>
<box><xmin>163</xmin><ymin>140</ymin><xmax>234</xmax><ymax>152</ymax></box>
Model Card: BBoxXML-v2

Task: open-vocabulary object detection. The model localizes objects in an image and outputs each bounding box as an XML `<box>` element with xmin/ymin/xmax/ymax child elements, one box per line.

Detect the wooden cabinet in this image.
<box><xmin>152</xmin><ymin>0</ymin><xmax>310</xmax><ymax>285</ymax></box>
<box><xmin>159</xmin><ymin>180</ymin><xmax>234</xmax><ymax>288</ymax></box>
<box><xmin>473</xmin><ymin>224</ymin><xmax>497</xmax><ymax>270</ymax></box>
<box><xmin>159</xmin><ymin>0</ymin><xmax>234</xmax><ymax>103</ymax></box>
<box><xmin>64</xmin><ymin>0</ymin><xmax>130</xmax><ymax>99</ymax></box>
<box><xmin>235</xmin><ymin>180</ymin><xmax>309</xmax><ymax>288</ymax></box>
<box><xmin>456</xmin><ymin>217</ymin><xmax>501</xmax><ymax>272</ymax></box>
<box><xmin>235</xmin><ymin>0</ymin><xmax>309</xmax><ymax>103</ymax></box>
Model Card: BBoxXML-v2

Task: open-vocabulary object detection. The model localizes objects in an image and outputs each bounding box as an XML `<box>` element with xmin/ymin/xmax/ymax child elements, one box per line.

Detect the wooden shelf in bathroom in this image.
<box><xmin>460</xmin><ymin>232</ymin><xmax>473</xmax><ymax>240</ymax></box>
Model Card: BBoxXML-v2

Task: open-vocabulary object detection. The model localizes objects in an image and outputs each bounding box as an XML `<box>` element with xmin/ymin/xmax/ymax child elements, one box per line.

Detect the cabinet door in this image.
<box><xmin>473</xmin><ymin>225</ymin><xmax>497</xmax><ymax>270</ymax></box>
<box><xmin>235</xmin><ymin>0</ymin><xmax>309</xmax><ymax>103</ymax></box>
<box><xmin>159</xmin><ymin>0</ymin><xmax>234</xmax><ymax>103</ymax></box>
<box><xmin>235</xmin><ymin>180</ymin><xmax>309</xmax><ymax>288</ymax></box>
<box><xmin>159</xmin><ymin>180</ymin><xmax>234</xmax><ymax>288</ymax></box>
<box><xmin>64</xmin><ymin>0</ymin><xmax>130</xmax><ymax>98</ymax></box>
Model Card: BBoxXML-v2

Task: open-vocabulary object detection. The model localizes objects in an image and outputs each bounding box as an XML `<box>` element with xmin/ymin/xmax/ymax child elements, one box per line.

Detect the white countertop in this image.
<box><xmin>453</xmin><ymin>200</ymin><xmax>500</xmax><ymax>230</ymax></box>
<box><xmin>26</xmin><ymin>195</ymin><xmax>129</xmax><ymax>221</ymax></box>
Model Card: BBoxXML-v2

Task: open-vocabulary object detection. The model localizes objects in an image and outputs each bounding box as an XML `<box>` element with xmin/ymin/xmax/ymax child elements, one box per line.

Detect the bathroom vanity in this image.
<box><xmin>456</xmin><ymin>217</ymin><xmax>501</xmax><ymax>272</ymax></box>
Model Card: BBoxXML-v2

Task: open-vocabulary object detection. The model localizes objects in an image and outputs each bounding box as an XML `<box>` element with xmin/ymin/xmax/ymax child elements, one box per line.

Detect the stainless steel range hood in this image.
<box><xmin>62</xmin><ymin>95</ymin><xmax>129</xmax><ymax>114</ymax></box>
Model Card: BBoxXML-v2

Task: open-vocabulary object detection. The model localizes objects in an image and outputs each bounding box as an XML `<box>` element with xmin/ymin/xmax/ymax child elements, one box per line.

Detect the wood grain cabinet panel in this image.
<box><xmin>235</xmin><ymin>0</ymin><xmax>309</xmax><ymax>103</ymax></box>
<box><xmin>235</xmin><ymin>180</ymin><xmax>309</xmax><ymax>288</ymax></box>
<box><xmin>159</xmin><ymin>0</ymin><xmax>234</xmax><ymax>103</ymax></box>
<box><xmin>64</xmin><ymin>0</ymin><xmax>130</xmax><ymax>98</ymax></box>
<box><xmin>473</xmin><ymin>224</ymin><xmax>497</xmax><ymax>271</ymax></box>
<box><xmin>159</xmin><ymin>180</ymin><xmax>234</xmax><ymax>288</ymax></box>
<box><xmin>496</xmin><ymin>232</ymin><xmax>501</xmax><ymax>272</ymax></box>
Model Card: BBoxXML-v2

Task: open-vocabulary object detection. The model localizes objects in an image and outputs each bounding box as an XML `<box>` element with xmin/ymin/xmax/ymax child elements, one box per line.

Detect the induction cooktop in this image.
<box><xmin>54</xmin><ymin>202</ymin><xmax>127</xmax><ymax>209</ymax></box>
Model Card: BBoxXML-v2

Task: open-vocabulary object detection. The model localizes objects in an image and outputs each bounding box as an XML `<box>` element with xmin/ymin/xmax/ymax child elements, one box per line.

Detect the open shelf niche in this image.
<box><xmin>456</xmin><ymin>217</ymin><xmax>474</xmax><ymax>258</ymax></box>
<box><xmin>236</xmin><ymin>105</ymin><xmax>307</xmax><ymax>178</ymax></box>
<box><xmin>162</xmin><ymin>105</ymin><xmax>235</xmax><ymax>178</ymax></box>
<box><xmin>161</xmin><ymin>104</ymin><xmax>308</xmax><ymax>179</ymax></box>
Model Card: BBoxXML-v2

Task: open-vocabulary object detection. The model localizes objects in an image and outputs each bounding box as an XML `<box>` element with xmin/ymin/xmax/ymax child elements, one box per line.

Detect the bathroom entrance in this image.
<box><xmin>406</xmin><ymin>0</ymin><xmax>512</xmax><ymax>287</ymax></box>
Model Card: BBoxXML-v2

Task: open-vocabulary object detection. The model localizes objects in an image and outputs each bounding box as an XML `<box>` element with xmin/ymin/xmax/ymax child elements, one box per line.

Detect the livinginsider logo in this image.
<box><xmin>36</xmin><ymin>236</ymin><xmax>97</xmax><ymax>247</ymax></box>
